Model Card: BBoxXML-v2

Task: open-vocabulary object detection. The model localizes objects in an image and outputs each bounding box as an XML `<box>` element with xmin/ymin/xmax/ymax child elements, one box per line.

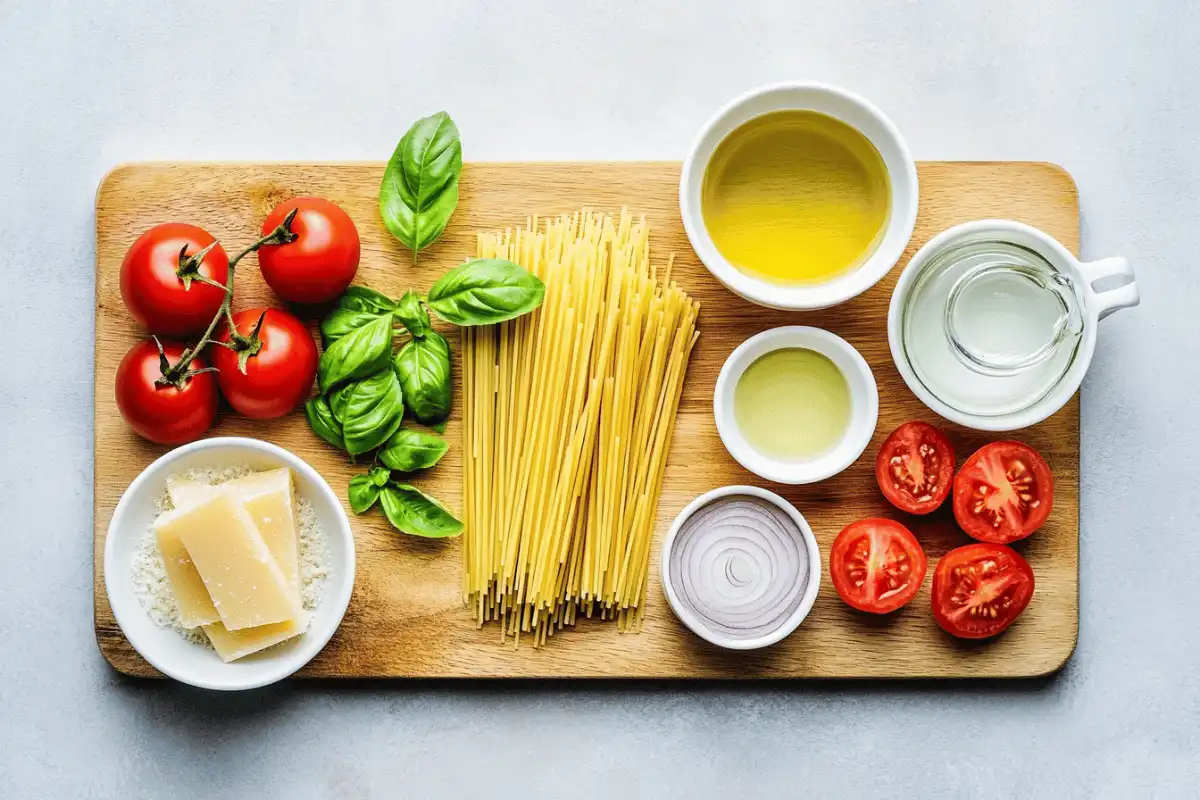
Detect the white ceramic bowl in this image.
<box><xmin>888</xmin><ymin>219</ymin><xmax>1140</xmax><ymax>431</ymax></box>
<box><xmin>714</xmin><ymin>326</ymin><xmax>878</xmax><ymax>484</ymax></box>
<box><xmin>680</xmin><ymin>82</ymin><xmax>919</xmax><ymax>310</ymax></box>
<box><xmin>103</xmin><ymin>437</ymin><xmax>355</xmax><ymax>691</ymax></box>
<box><xmin>660</xmin><ymin>485</ymin><xmax>821</xmax><ymax>650</ymax></box>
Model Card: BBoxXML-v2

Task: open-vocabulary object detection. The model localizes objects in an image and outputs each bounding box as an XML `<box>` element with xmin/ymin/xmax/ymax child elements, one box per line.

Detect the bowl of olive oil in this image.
<box><xmin>681</xmin><ymin>83</ymin><xmax>918</xmax><ymax>310</ymax></box>
<box><xmin>714</xmin><ymin>326</ymin><xmax>878</xmax><ymax>485</ymax></box>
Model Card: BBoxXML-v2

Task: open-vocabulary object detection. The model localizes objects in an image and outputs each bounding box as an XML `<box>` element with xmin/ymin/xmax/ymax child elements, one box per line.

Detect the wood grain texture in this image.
<box><xmin>95</xmin><ymin>161</ymin><xmax>1080</xmax><ymax>679</ymax></box>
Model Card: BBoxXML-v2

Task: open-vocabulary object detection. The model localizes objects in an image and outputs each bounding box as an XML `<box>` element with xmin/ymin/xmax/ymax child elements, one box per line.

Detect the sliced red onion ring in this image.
<box><xmin>667</xmin><ymin>494</ymin><xmax>811</xmax><ymax>643</ymax></box>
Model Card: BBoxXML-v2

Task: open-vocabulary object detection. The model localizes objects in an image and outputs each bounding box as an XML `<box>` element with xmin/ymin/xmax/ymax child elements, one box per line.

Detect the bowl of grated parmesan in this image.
<box><xmin>103</xmin><ymin>437</ymin><xmax>355</xmax><ymax>690</ymax></box>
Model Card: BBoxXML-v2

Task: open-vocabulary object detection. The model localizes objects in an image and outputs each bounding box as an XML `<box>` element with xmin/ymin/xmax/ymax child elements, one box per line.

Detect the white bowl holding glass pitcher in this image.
<box><xmin>888</xmin><ymin>219</ymin><xmax>1139</xmax><ymax>431</ymax></box>
<box><xmin>680</xmin><ymin>82</ymin><xmax>919</xmax><ymax>310</ymax></box>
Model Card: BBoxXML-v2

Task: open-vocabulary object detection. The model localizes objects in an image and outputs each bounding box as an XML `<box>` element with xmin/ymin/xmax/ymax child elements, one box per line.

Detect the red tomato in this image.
<box><xmin>875</xmin><ymin>421</ymin><xmax>955</xmax><ymax>514</ymax></box>
<box><xmin>953</xmin><ymin>441</ymin><xmax>1053</xmax><ymax>543</ymax></box>
<box><xmin>120</xmin><ymin>223</ymin><xmax>229</xmax><ymax>336</ymax></box>
<box><xmin>115</xmin><ymin>339</ymin><xmax>218</xmax><ymax>444</ymax></box>
<box><xmin>213</xmin><ymin>307</ymin><xmax>318</xmax><ymax>419</ymax></box>
<box><xmin>257</xmin><ymin>197</ymin><xmax>360</xmax><ymax>303</ymax></box>
<box><xmin>829</xmin><ymin>518</ymin><xmax>927</xmax><ymax>614</ymax></box>
<box><xmin>931</xmin><ymin>543</ymin><xmax>1035</xmax><ymax>638</ymax></box>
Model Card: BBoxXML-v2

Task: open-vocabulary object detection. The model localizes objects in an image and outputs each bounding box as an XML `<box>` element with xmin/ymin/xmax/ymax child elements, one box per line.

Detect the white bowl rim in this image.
<box><xmin>713</xmin><ymin>326</ymin><xmax>879</xmax><ymax>484</ymax></box>
<box><xmin>102</xmin><ymin>436</ymin><xmax>356</xmax><ymax>691</ymax></box>
<box><xmin>887</xmin><ymin>218</ymin><xmax>1101</xmax><ymax>431</ymax></box>
<box><xmin>659</xmin><ymin>484</ymin><xmax>822</xmax><ymax>650</ymax></box>
<box><xmin>680</xmin><ymin>81</ymin><xmax>919</xmax><ymax>310</ymax></box>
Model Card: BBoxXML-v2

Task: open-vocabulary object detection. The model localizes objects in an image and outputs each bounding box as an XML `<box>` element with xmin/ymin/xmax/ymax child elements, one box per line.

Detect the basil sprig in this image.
<box><xmin>379</xmin><ymin>428</ymin><xmax>449</xmax><ymax>472</ymax></box>
<box><xmin>304</xmin><ymin>111</ymin><xmax>549</xmax><ymax>539</ymax></box>
<box><xmin>338</xmin><ymin>369</ymin><xmax>405</xmax><ymax>456</ymax></box>
<box><xmin>379</xmin><ymin>483</ymin><xmax>464</xmax><ymax>538</ymax></box>
<box><xmin>426</xmin><ymin>258</ymin><xmax>546</xmax><ymax>326</ymax></box>
<box><xmin>379</xmin><ymin>111</ymin><xmax>462</xmax><ymax>264</ymax></box>
<box><xmin>393</xmin><ymin>331</ymin><xmax>452</xmax><ymax>425</ymax></box>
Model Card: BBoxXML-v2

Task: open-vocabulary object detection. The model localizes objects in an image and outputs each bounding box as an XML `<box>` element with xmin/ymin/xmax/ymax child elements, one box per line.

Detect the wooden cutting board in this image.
<box><xmin>94</xmin><ymin>161</ymin><xmax>1079</xmax><ymax>679</ymax></box>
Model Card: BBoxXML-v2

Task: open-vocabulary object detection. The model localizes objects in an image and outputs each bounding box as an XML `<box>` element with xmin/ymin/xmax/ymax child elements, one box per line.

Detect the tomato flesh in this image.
<box><xmin>830</xmin><ymin>519</ymin><xmax>927</xmax><ymax>614</ymax></box>
<box><xmin>953</xmin><ymin>441</ymin><xmax>1053</xmax><ymax>543</ymax></box>
<box><xmin>258</xmin><ymin>197</ymin><xmax>360</xmax><ymax>304</ymax></box>
<box><xmin>115</xmin><ymin>339</ymin><xmax>218</xmax><ymax>444</ymax></box>
<box><xmin>931</xmin><ymin>543</ymin><xmax>1034</xmax><ymax>638</ymax></box>
<box><xmin>875</xmin><ymin>421</ymin><xmax>955</xmax><ymax>514</ymax></box>
<box><xmin>213</xmin><ymin>307</ymin><xmax>318</xmax><ymax>419</ymax></box>
<box><xmin>120</xmin><ymin>223</ymin><xmax>229</xmax><ymax>336</ymax></box>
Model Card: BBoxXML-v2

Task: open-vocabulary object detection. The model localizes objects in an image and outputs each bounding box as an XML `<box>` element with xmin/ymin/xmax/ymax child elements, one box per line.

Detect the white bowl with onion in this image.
<box><xmin>660</xmin><ymin>486</ymin><xmax>821</xmax><ymax>650</ymax></box>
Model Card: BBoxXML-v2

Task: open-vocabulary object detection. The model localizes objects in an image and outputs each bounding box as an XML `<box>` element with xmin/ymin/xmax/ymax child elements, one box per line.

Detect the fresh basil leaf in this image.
<box><xmin>339</xmin><ymin>286</ymin><xmax>397</xmax><ymax>314</ymax></box>
<box><xmin>395</xmin><ymin>290</ymin><xmax>431</xmax><ymax>339</ymax></box>
<box><xmin>320</xmin><ymin>307</ymin><xmax>384</xmax><ymax>347</ymax></box>
<box><xmin>379</xmin><ymin>112</ymin><xmax>462</xmax><ymax>260</ymax></box>
<box><xmin>318</xmin><ymin>312</ymin><xmax>394</xmax><ymax>392</ymax></box>
<box><xmin>426</xmin><ymin>258</ymin><xmax>545</xmax><ymax>326</ymax></box>
<box><xmin>379</xmin><ymin>428</ymin><xmax>449</xmax><ymax>472</ymax></box>
<box><xmin>347</xmin><ymin>474</ymin><xmax>380</xmax><ymax>514</ymax></box>
<box><xmin>379</xmin><ymin>483</ymin><xmax>464</xmax><ymax>538</ymax></box>
<box><xmin>339</xmin><ymin>369</ymin><xmax>405</xmax><ymax>455</ymax></box>
<box><xmin>392</xmin><ymin>331</ymin><xmax>452</xmax><ymax>424</ymax></box>
<box><xmin>304</xmin><ymin>396</ymin><xmax>345</xmax><ymax>451</ymax></box>
<box><xmin>368</xmin><ymin>465</ymin><xmax>391</xmax><ymax>487</ymax></box>
<box><xmin>431</xmin><ymin>420</ymin><xmax>448</xmax><ymax>434</ymax></box>
<box><xmin>328</xmin><ymin>381</ymin><xmax>356</xmax><ymax>423</ymax></box>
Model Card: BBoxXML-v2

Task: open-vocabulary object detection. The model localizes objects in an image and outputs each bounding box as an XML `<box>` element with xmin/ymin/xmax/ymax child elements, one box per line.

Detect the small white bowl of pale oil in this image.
<box><xmin>714</xmin><ymin>326</ymin><xmax>878</xmax><ymax>484</ymax></box>
<box><xmin>889</xmin><ymin>219</ymin><xmax>1139</xmax><ymax>431</ymax></box>
<box><xmin>680</xmin><ymin>82</ymin><xmax>918</xmax><ymax>310</ymax></box>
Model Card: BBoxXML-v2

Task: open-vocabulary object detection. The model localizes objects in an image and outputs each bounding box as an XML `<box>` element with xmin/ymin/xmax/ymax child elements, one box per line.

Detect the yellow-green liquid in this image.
<box><xmin>702</xmin><ymin>109</ymin><xmax>891</xmax><ymax>285</ymax></box>
<box><xmin>734</xmin><ymin>348</ymin><xmax>851</xmax><ymax>460</ymax></box>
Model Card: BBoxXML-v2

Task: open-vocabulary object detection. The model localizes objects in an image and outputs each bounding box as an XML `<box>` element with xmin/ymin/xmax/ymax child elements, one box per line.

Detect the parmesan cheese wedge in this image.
<box><xmin>153</xmin><ymin>491</ymin><xmax>296</xmax><ymax>631</ymax></box>
<box><xmin>202</xmin><ymin>612</ymin><xmax>310</xmax><ymax>663</ymax></box>
<box><xmin>168</xmin><ymin>469</ymin><xmax>301</xmax><ymax>602</ymax></box>
<box><xmin>155</xmin><ymin>525</ymin><xmax>221</xmax><ymax>629</ymax></box>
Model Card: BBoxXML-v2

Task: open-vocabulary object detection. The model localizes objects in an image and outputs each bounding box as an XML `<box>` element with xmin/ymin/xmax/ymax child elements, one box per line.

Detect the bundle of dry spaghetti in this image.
<box><xmin>462</xmin><ymin>209</ymin><xmax>699</xmax><ymax>646</ymax></box>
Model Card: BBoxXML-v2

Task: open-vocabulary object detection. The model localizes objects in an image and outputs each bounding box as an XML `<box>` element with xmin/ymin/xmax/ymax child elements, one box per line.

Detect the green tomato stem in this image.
<box><xmin>163</xmin><ymin>208</ymin><xmax>299</xmax><ymax>381</ymax></box>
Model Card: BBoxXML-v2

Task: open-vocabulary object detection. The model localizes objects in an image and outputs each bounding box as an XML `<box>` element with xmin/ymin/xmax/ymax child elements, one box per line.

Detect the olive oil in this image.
<box><xmin>701</xmin><ymin>109</ymin><xmax>891</xmax><ymax>285</ymax></box>
<box><xmin>734</xmin><ymin>348</ymin><xmax>851</xmax><ymax>460</ymax></box>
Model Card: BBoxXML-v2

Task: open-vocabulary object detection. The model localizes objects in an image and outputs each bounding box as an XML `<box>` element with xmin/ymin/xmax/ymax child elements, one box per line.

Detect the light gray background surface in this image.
<box><xmin>1</xmin><ymin>0</ymin><xmax>1194</xmax><ymax>797</ymax></box>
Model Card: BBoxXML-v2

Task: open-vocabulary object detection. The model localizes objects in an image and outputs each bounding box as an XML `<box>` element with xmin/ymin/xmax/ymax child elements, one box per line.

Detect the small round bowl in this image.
<box><xmin>660</xmin><ymin>485</ymin><xmax>821</xmax><ymax>650</ymax></box>
<box><xmin>714</xmin><ymin>326</ymin><xmax>878</xmax><ymax>484</ymax></box>
<box><xmin>103</xmin><ymin>437</ymin><xmax>355</xmax><ymax>691</ymax></box>
<box><xmin>680</xmin><ymin>81</ymin><xmax>919</xmax><ymax>310</ymax></box>
<box><xmin>888</xmin><ymin>219</ymin><xmax>1140</xmax><ymax>431</ymax></box>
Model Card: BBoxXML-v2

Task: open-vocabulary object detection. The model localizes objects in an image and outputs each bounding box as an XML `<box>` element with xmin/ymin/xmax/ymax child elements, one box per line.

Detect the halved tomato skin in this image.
<box><xmin>875</xmin><ymin>421</ymin><xmax>955</xmax><ymax>514</ymax></box>
<box><xmin>931</xmin><ymin>543</ymin><xmax>1034</xmax><ymax>639</ymax></box>
<box><xmin>830</xmin><ymin>518</ymin><xmax>927</xmax><ymax>614</ymax></box>
<box><xmin>953</xmin><ymin>441</ymin><xmax>1053</xmax><ymax>543</ymax></box>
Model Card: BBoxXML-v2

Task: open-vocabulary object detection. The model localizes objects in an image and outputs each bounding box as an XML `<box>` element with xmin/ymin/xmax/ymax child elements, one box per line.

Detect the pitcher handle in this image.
<box><xmin>1079</xmin><ymin>256</ymin><xmax>1140</xmax><ymax>320</ymax></box>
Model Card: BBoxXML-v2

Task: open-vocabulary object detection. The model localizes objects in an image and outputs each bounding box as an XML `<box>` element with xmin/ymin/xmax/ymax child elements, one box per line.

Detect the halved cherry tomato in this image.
<box><xmin>212</xmin><ymin>307</ymin><xmax>318</xmax><ymax>419</ymax></box>
<box><xmin>953</xmin><ymin>441</ymin><xmax>1053</xmax><ymax>543</ymax></box>
<box><xmin>875</xmin><ymin>421</ymin><xmax>955</xmax><ymax>514</ymax></box>
<box><xmin>829</xmin><ymin>519</ymin><xmax>928</xmax><ymax>614</ymax></box>
<box><xmin>115</xmin><ymin>339</ymin><xmax>218</xmax><ymax>444</ymax></box>
<box><xmin>931</xmin><ymin>543</ymin><xmax>1034</xmax><ymax>638</ymax></box>
<box><xmin>120</xmin><ymin>223</ymin><xmax>229</xmax><ymax>336</ymax></box>
<box><xmin>257</xmin><ymin>197</ymin><xmax>360</xmax><ymax>304</ymax></box>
